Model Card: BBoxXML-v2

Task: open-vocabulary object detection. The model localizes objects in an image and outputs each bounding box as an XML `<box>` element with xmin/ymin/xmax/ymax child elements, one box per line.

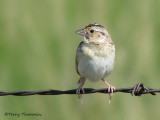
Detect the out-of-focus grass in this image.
<box><xmin>0</xmin><ymin>0</ymin><xmax>160</xmax><ymax>120</ymax></box>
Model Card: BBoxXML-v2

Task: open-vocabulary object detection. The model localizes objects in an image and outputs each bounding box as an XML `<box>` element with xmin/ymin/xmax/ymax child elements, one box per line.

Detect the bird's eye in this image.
<box><xmin>90</xmin><ymin>29</ymin><xmax>94</xmax><ymax>33</ymax></box>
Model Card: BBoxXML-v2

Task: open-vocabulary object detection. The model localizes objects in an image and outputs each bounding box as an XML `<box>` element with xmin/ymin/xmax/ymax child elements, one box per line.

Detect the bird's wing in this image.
<box><xmin>75</xmin><ymin>42</ymin><xmax>84</xmax><ymax>76</ymax></box>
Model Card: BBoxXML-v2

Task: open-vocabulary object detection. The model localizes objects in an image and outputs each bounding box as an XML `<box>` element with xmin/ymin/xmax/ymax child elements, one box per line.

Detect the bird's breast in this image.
<box><xmin>78</xmin><ymin>55</ymin><xmax>114</xmax><ymax>82</ymax></box>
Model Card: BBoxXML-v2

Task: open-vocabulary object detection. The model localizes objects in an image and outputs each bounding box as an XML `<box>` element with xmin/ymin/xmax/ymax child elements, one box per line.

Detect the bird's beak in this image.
<box><xmin>76</xmin><ymin>28</ymin><xmax>86</xmax><ymax>36</ymax></box>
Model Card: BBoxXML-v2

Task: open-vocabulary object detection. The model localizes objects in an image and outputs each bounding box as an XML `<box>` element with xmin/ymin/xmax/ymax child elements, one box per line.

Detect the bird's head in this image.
<box><xmin>76</xmin><ymin>23</ymin><xmax>110</xmax><ymax>43</ymax></box>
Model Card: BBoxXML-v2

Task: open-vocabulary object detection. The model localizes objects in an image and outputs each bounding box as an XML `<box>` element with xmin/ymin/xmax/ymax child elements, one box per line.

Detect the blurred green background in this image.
<box><xmin>0</xmin><ymin>0</ymin><xmax>160</xmax><ymax>120</ymax></box>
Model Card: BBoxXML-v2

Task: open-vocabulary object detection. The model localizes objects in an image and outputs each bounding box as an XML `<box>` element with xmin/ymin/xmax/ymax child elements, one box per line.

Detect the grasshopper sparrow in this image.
<box><xmin>75</xmin><ymin>23</ymin><xmax>115</xmax><ymax>101</ymax></box>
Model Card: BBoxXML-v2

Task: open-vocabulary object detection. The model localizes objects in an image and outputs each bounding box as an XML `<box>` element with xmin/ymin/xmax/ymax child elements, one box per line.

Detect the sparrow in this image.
<box><xmin>75</xmin><ymin>23</ymin><xmax>115</xmax><ymax>102</ymax></box>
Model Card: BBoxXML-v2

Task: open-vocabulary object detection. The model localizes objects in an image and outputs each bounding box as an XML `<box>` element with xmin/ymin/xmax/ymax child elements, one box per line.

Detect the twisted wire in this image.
<box><xmin>0</xmin><ymin>83</ymin><xmax>159</xmax><ymax>96</ymax></box>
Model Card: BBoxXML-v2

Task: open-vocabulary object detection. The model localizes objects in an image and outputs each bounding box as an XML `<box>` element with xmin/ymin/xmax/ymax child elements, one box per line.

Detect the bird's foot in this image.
<box><xmin>76</xmin><ymin>77</ymin><xmax>86</xmax><ymax>103</ymax></box>
<box><xmin>101</xmin><ymin>79</ymin><xmax>115</xmax><ymax>103</ymax></box>
<box><xmin>76</xmin><ymin>85</ymin><xmax>85</xmax><ymax>99</ymax></box>
<box><xmin>108</xmin><ymin>85</ymin><xmax>115</xmax><ymax>104</ymax></box>
<box><xmin>108</xmin><ymin>85</ymin><xmax>115</xmax><ymax>94</ymax></box>
<box><xmin>76</xmin><ymin>85</ymin><xmax>85</xmax><ymax>104</ymax></box>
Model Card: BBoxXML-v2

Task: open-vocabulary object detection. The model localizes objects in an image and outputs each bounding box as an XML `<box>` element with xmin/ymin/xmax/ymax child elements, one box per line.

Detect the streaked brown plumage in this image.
<box><xmin>75</xmin><ymin>23</ymin><xmax>115</xmax><ymax>102</ymax></box>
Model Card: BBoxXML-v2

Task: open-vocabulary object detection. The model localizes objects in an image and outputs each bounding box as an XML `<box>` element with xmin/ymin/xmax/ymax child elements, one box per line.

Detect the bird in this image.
<box><xmin>75</xmin><ymin>23</ymin><xmax>115</xmax><ymax>102</ymax></box>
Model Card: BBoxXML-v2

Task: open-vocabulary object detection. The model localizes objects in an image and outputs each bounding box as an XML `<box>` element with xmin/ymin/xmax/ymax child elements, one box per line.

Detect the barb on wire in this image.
<box><xmin>0</xmin><ymin>83</ymin><xmax>159</xmax><ymax>96</ymax></box>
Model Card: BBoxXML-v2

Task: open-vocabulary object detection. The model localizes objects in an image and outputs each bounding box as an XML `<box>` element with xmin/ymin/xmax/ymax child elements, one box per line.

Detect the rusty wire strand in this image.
<box><xmin>0</xmin><ymin>83</ymin><xmax>159</xmax><ymax>96</ymax></box>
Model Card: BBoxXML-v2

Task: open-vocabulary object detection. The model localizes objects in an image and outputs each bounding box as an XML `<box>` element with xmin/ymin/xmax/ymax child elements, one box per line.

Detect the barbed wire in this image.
<box><xmin>0</xmin><ymin>83</ymin><xmax>159</xmax><ymax>96</ymax></box>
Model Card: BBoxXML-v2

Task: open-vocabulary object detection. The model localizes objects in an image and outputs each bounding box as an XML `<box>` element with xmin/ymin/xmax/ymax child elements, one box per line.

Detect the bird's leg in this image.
<box><xmin>76</xmin><ymin>77</ymin><xmax>86</xmax><ymax>99</ymax></box>
<box><xmin>102</xmin><ymin>79</ymin><xmax>115</xmax><ymax>93</ymax></box>
<box><xmin>101</xmin><ymin>78</ymin><xmax>115</xmax><ymax>103</ymax></box>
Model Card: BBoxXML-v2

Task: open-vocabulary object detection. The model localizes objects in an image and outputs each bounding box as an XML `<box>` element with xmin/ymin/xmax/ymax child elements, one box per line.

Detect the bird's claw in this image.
<box><xmin>108</xmin><ymin>85</ymin><xmax>115</xmax><ymax>104</ymax></box>
<box><xmin>108</xmin><ymin>85</ymin><xmax>115</xmax><ymax>94</ymax></box>
<box><xmin>76</xmin><ymin>86</ymin><xmax>85</xmax><ymax>99</ymax></box>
